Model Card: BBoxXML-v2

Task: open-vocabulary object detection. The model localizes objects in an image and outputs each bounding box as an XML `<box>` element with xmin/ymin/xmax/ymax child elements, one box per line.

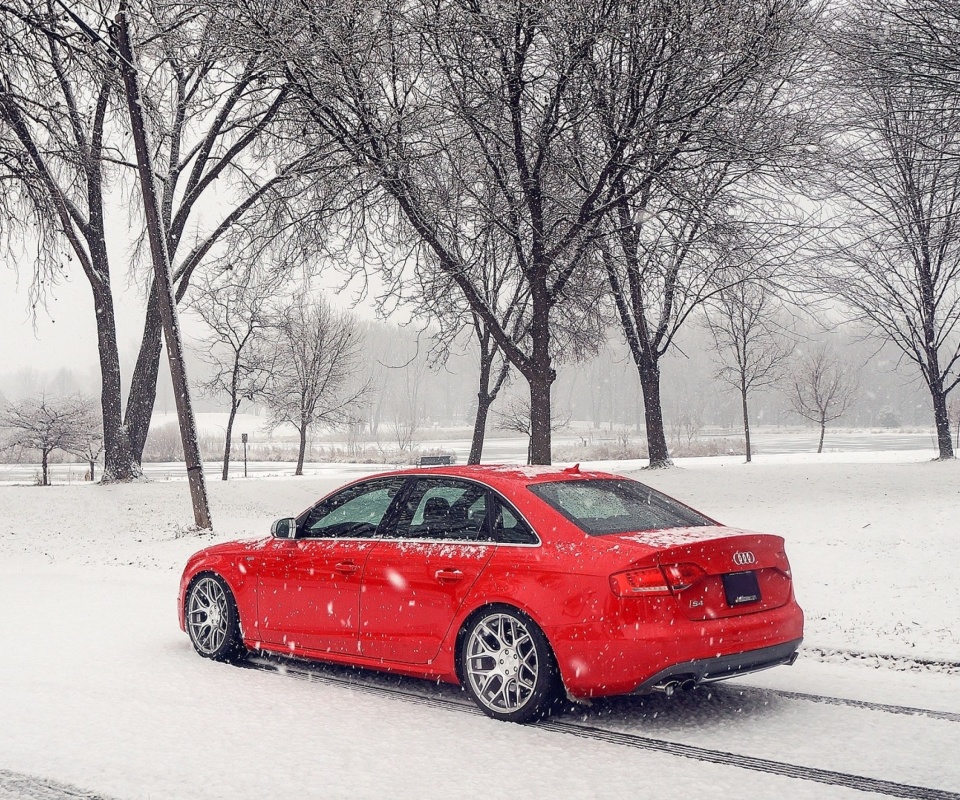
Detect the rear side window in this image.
<box><xmin>393</xmin><ymin>478</ymin><xmax>493</xmax><ymax>542</ymax></box>
<box><xmin>528</xmin><ymin>479</ymin><xmax>714</xmax><ymax>536</ymax></box>
<box><xmin>491</xmin><ymin>497</ymin><xmax>538</xmax><ymax>545</ymax></box>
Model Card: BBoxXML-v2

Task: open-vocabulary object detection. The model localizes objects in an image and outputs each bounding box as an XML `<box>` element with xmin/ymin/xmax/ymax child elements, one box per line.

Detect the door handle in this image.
<box><xmin>435</xmin><ymin>568</ymin><xmax>464</xmax><ymax>584</ymax></box>
<box><xmin>334</xmin><ymin>561</ymin><xmax>360</xmax><ymax>575</ymax></box>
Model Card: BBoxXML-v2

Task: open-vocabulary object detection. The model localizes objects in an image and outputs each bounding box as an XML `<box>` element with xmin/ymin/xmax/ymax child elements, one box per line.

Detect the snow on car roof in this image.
<box><xmin>397</xmin><ymin>463</ymin><xmax>620</xmax><ymax>484</ymax></box>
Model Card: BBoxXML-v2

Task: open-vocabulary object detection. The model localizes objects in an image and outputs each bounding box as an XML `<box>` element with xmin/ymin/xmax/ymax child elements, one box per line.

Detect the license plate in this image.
<box><xmin>722</xmin><ymin>570</ymin><xmax>761</xmax><ymax>606</ymax></box>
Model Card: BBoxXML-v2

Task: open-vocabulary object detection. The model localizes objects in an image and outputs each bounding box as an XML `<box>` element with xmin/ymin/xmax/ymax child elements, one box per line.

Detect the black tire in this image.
<box><xmin>185</xmin><ymin>573</ymin><xmax>246</xmax><ymax>663</ymax></box>
<box><xmin>458</xmin><ymin>605</ymin><xmax>559</xmax><ymax>723</ymax></box>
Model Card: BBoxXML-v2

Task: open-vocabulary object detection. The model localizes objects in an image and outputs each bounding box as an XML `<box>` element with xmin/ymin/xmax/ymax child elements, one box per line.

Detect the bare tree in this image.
<box><xmin>116</xmin><ymin>1</ymin><xmax>320</xmax><ymax>467</ymax></box>
<box><xmin>828</xmin><ymin>0</ymin><xmax>960</xmax><ymax>97</ymax></box>
<box><xmin>68</xmin><ymin>430</ymin><xmax>105</xmax><ymax>482</ymax></box>
<box><xmin>113</xmin><ymin>1</ymin><xmax>213</xmax><ymax>529</ymax></box>
<box><xmin>190</xmin><ymin>266</ymin><xmax>281</xmax><ymax>480</ymax></box>
<box><xmin>596</xmin><ymin>0</ymin><xmax>821</xmax><ymax>468</ymax></box>
<box><xmin>790</xmin><ymin>346</ymin><xmax>858</xmax><ymax>454</ymax></box>
<box><xmin>706</xmin><ymin>277</ymin><xmax>792</xmax><ymax>462</ymax></box>
<box><xmin>1</xmin><ymin>1</ymin><xmax>328</xmax><ymax>481</ymax></box>
<box><xmin>0</xmin><ymin>2</ymin><xmax>137</xmax><ymax>481</ymax></box>
<box><xmin>493</xmin><ymin>395</ymin><xmax>570</xmax><ymax>465</ymax></box>
<box><xmin>414</xmin><ymin>221</ymin><xmax>605</xmax><ymax>463</ymax></box>
<box><xmin>412</xmin><ymin>225</ymin><xmax>525</xmax><ymax>464</ymax></box>
<box><xmin>232</xmin><ymin>0</ymin><xmax>695</xmax><ymax>464</ymax></box>
<box><xmin>948</xmin><ymin>394</ymin><xmax>960</xmax><ymax>449</ymax></box>
<box><xmin>1</xmin><ymin>394</ymin><xmax>96</xmax><ymax>485</ymax></box>
<box><xmin>814</xmin><ymin>0</ymin><xmax>960</xmax><ymax>459</ymax></box>
<box><xmin>266</xmin><ymin>296</ymin><xmax>367</xmax><ymax>475</ymax></box>
<box><xmin>465</xmin><ymin>321</ymin><xmax>513</xmax><ymax>464</ymax></box>
<box><xmin>387</xmin><ymin>349</ymin><xmax>427</xmax><ymax>455</ymax></box>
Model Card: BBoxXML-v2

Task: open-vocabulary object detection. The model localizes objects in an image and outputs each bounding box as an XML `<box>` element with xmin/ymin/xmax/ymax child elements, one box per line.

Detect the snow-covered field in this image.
<box><xmin>1</xmin><ymin>451</ymin><xmax>958</xmax><ymax>799</ymax></box>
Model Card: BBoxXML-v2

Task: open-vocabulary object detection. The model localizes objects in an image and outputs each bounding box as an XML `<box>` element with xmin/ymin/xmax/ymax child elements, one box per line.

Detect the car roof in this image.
<box><xmin>374</xmin><ymin>463</ymin><xmax>620</xmax><ymax>490</ymax></box>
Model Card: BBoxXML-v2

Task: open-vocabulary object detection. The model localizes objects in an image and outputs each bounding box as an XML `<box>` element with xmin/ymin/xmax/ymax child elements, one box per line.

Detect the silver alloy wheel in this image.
<box><xmin>187</xmin><ymin>576</ymin><xmax>230</xmax><ymax>656</ymax></box>
<box><xmin>465</xmin><ymin>612</ymin><xmax>539</xmax><ymax>714</ymax></box>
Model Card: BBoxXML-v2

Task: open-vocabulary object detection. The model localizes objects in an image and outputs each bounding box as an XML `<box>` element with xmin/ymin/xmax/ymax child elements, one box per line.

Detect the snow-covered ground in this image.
<box><xmin>1</xmin><ymin>451</ymin><xmax>958</xmax><ymax>799</ymax></box>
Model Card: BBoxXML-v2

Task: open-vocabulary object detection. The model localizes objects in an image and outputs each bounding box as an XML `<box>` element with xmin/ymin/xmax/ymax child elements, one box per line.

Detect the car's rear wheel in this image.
<box><xmin>186</xmin><ymin>574</ymin><xmax>246</xmax><ymax>663</ymax></box>
<box><xmin>459</xmin><ymin>606</ymin><xmax>558</xmax><ymax>723</ymax></box>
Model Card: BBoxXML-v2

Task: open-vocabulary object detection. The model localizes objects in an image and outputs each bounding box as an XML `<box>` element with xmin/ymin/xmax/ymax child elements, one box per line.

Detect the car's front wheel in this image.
<box><xmin>459</xmin><ymin>606</ymin><xmax>559</xmax><ymax>723</ymax></box>
<box><xmin>185</xmin><ymin>573</ymin><xmax>246</xmax><ymax>663</ymax></box>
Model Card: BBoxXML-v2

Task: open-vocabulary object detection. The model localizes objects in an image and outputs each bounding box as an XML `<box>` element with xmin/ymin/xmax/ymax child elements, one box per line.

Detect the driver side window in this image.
<box><xmin>300</xmin><ymin>478</ymin><xmax>406</xmax><ymax>539</ymax></box>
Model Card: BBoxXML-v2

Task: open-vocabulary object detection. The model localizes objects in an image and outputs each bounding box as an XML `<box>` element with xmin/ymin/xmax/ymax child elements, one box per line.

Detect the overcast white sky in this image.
<box><xmin>1</xmin><ymin>239</ymin><xmax>384</xmax><ymax>386</ymax></box>
<box><xmin>1</xmin><ymin>257</ymin><xmax>108</xmax><ymax>374</ymax></box>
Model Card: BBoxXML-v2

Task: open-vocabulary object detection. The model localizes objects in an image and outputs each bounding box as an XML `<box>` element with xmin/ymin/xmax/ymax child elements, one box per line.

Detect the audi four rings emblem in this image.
<box><xmin>733</xmin><ymin>551</ymin><xmax>757</xmax><ymax>566</ymax></box>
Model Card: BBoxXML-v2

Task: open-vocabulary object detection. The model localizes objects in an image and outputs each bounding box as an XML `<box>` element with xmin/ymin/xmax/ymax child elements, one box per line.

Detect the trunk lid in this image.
<box><xmin>613</xmin><ymin>526</ymin><xmax>793</xmax><ymax>620</ymax></box>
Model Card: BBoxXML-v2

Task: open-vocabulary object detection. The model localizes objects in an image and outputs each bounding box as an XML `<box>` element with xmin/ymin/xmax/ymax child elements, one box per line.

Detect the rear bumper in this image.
<box><xmin>632</xmin><ymin>637</ymin><xmax>802</xmax><ymax>694</ymax></box>
<box><xmin>549</xmin><ymin>598</ymin><xmax>804</xmax><ymax>698</ymax></box>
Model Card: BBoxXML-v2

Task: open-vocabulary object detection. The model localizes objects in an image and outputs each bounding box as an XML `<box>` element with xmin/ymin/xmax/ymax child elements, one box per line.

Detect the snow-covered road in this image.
<box><xmin>2</xmin><ymin>566</ymin><xmax>958</xmax><ymax>800</ymax></box>
<box><xmin>2</xmin><ymin>453</ymin><xmax>958</xmax><ymax>799</ymax></box>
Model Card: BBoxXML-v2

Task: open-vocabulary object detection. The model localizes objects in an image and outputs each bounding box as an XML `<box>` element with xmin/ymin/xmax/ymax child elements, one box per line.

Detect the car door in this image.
<box><xmin>257</xmin><ymin>477</ymin><xmax>406</xmax><ymax>654</ymax></box>
<box><xmin>359</xmin><ymin>477</ymin><xmax>496</xmax><ymax>664</ymax></box>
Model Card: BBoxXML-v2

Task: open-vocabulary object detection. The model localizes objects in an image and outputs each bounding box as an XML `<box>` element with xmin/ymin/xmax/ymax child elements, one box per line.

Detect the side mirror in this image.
<box><xmin>271</xmin><ymin>517</ymin><xmax>297</xmax><ymax>539</ymax></box>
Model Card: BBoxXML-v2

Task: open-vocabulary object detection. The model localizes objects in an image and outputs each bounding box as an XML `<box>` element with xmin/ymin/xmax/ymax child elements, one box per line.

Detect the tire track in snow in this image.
<box><xmin>536</xmin><ymin>722</ymin><xmax>960</xmax><ymax>800</ymax></box>
<box><xmin>727</xmin><ymin>683</ymin><xmax>960</xmax><ymax>723</ymax></box>
<box><xmin>0</xmin><ymin>770</ymin><xmax>115</xmax><ymax>800</ymax></box>
<box><xmin>803</xmin><ymin>646</ymin><xmax>960</xmax><ymax>675</ymax></box>
<box><xmin>243</xmin><ymin>657</ymin><xmax>960</xmax><ymax>800</ymax></box>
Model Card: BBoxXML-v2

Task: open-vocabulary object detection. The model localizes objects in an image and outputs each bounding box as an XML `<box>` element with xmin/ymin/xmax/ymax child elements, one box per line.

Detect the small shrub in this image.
<box><xmin>142</xmin><ymin>423</ymin><xmax>185</xmax><ymax>462</ymax></box>
<box><xmin>553</xmin><ymin>440</ymin><xmax>648</xmax><ymax>462</ymax></box>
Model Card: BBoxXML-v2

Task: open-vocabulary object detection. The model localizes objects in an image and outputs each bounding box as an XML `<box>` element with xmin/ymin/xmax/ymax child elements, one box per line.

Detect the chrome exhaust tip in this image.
<box><xmin>656</xmin><ymin>680</ymin><xmax>679</xmax><ymax>697</ymax></box>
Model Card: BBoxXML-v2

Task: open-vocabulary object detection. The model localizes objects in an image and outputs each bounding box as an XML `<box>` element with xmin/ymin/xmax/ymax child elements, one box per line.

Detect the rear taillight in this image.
<box><xmin>610</xmin><ymin>562</ymin><xmax>707</xmax><ymax>597</ymax></box>
<box><xmin>610</xmin><ymin>566</ymin><xmax>670</xmax><ymax>596</ymax></box>
<box><xmin>776</xmin><ymin>550</ymin><xmax>792</xmax><ymax>578</ymax></box>
<box><xmin>662</xmin><ymin>562</ymin><xmax>707</xmax><ymax>591</ymax></box>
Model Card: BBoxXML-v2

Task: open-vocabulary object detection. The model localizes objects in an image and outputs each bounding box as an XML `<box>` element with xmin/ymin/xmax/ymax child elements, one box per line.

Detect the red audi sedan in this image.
<box><xmin>179</xmin><ymin>465</ymin><xmax>803</xmax><ymax>723</ymax></box>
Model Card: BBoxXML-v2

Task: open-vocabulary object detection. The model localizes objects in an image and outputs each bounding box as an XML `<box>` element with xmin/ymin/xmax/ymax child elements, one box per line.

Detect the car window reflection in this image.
<box><xmin>394</xmin><ymin>478</ymin><xmax>493</xmax><ymax>542</ymax></box>
<box><xmin>301</xmin><ymin>478</ymin><xmax>406</xmax><ymax>539</ymax></box>
<box><xmin>491</xmin><ymin>498</ymin><xmax>538</xmax><ymax>545</ymax></box>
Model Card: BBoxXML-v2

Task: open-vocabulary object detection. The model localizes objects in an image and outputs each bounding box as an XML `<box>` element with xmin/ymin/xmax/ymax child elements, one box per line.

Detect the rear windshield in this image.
<box><xmin>528</xmin><ymin>479</ymin><xmax>714</xmax><ymax>536</ymax></box>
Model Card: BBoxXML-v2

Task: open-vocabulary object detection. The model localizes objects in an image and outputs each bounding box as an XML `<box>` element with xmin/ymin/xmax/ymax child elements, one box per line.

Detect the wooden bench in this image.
<box><xmin>417</xmin><ymin>455</ymin><xmax>454</xmax><ymax>467</ymax></box>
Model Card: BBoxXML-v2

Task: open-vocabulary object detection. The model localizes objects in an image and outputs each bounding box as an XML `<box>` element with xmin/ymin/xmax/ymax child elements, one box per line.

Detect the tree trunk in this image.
<box><xmin>295</xmin><ymin>424</ymin><xmax>307</xmax><ymax>476</ymax></box>
<box><xmin>527</xmin><ymin>288</ymin><xmax>554</xmax><ymax>466</ymax></box>
<box><xmin>469</xmin><ymin>396</ymin><xmax>493</xmax><ymax>465</ymax></box>
<box><xmin>124</xmin><ymin>285</ymin><xmax>164</xmax><ymax>465</ymax></box>
<box><xmin>469</xmin><ymin>347</ymin><xmax>509</xmax><ymax>465</ymax></box>
<box><xmin>115</xmin><ymin>9</ymin><xmax>212</xmax><ymax>531</ymax></box>
<box><xmin>125</xmin><ymin>272</ymin><xmax>205</xmax><ymax>467</ymax></box>
<box><xmin>88</xmin><ymin>459</ymin><xmax>96</xmax><ymax>482</ymax></box>
<box><xmin>223</xmin><ymin>401</ymin><xmax>239</xmax><ymax>480</ymax></box>
<box><xmin>929</xmin><ymin>381</ymin><xmax>954</xmax><ymax>460</ymax></box>
<box><xmin>741</xmin><ymin>379</ymin><xmax>752</xmax><ymax>463</ymax></box>
<box><xmin>91</xmin><ymin>281</ymin><xmax>140</xmax><ymax>482</ymax></box>
<box><xmin>817</xmin><ymin>419</ymin><xmax>826</xmax><ymax>454</ymax></box>
<box><xmin>469</xmin><ymin>348</ymin><xmax>494</xmax><ymax>465</ymax></box>
<box><xmin>528</xmin><ymin>373</ymin><xmax>553</xmax><ymax>465</ymax></box>
<box><xmin>41</xmin><ymin>450</ymin><xmax>49</xmax><ymax>486</ymax></box>
<box><xmin>637</xmin><ymin>359</ymin><xmax>672</xmax><ymax>468</ymax></box>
